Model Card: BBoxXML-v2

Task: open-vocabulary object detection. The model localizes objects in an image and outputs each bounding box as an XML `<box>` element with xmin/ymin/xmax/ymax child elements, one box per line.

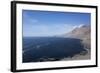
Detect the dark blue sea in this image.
<box><xmin>23</xmin><ymin>37</ymin><xmax>86</xmax><ymax>63</ymax></box>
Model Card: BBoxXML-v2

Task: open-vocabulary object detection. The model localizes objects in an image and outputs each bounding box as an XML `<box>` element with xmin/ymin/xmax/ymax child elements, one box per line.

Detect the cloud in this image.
<box><xmin>30</xmin><ymin>19</ymin><xmax>38</xmax><ymax>23</ymax></box>
<box><xmin>23</xmin><ymin>13</ymin><xmax>39</xmax><ymax>24</ymax></box>
<box><xmin>72</xmin><ymin>24</ymin><xmax>85</xmax><ymax>29</ymax></box>
<box><xmin>23</xmin><ymin>23</ymin><xmax>75</xmax><ymax>37</ymax></box>
<box><xmin>78</xmin><ymin>24</ymin><xmax>85</xmax><ymax>28</ymax></box>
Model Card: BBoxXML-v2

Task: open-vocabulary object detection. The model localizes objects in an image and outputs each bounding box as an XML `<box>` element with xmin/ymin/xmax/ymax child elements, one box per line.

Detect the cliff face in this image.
<box><xmin>63</xmin><ymin>25</ymin><xmax>91</xmax><ymax>49</ymax></box>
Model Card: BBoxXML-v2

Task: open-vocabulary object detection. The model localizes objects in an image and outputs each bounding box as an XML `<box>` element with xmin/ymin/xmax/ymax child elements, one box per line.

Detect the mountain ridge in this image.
<box><xmin>62</xmin><ymin>24</ymin><xmax>91</xmax><ymax>49</ymax></box>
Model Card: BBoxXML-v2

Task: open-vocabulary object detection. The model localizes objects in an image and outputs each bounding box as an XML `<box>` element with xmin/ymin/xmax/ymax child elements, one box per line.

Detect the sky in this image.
<box><xmin>22</xmin><ymin>10</ymin><xmax>91</xmax><ymax>37</ymax></box>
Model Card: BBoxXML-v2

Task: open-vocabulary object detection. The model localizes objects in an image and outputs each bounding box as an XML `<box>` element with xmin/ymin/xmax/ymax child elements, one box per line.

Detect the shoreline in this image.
<box><xmin>60</xmin><ymin>49</ymin><xmax>91</xmax><ymax>61</ymax></box>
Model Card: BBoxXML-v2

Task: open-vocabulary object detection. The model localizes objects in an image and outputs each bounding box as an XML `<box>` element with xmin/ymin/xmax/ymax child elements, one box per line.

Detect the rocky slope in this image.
<box><xmin>63</xmin><ymin>25</ymin><xmax>91</xmax><ymax>49</ymax></box>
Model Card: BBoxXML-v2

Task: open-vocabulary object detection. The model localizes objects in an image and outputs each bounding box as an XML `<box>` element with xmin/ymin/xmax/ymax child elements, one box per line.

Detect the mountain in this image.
<box><xmin>63</xmin><ymin>24</ymin><xmax>91</xmax><ymax>49</ymax></box>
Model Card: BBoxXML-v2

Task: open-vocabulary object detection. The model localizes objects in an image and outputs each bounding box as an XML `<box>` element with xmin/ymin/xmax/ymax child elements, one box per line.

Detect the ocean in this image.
<box><xmin>23</xmin><ymin>37</ymin><xmax>86</xmax><ymax>63</ymax></box>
